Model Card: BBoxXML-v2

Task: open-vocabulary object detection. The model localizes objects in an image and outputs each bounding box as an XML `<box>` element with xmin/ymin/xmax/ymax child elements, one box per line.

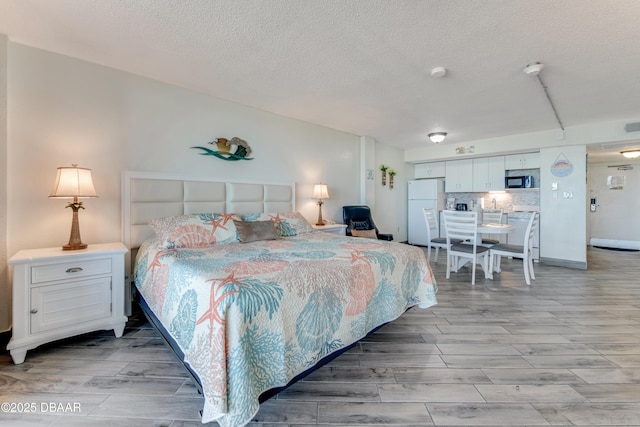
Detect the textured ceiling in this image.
<box><xmin>1</xmin><ymin>0</ymin><xmax>640</xmax><ymax>160</ymax></box>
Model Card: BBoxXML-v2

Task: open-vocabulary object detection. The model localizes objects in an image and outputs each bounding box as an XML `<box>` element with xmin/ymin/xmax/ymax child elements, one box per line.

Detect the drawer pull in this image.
<box><xmin>30</xmin><ymin>309</ymin><xmax>38</xmax><ymax>314</ymax></box>
<box><xmin>65</xmin><ymin>267</ymin><xmax>84</xmax><ymax>273</ymax></box>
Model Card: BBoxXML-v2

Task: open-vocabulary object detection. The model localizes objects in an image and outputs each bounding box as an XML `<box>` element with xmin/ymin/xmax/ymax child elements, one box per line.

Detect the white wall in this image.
<box><xmin>539</xmin><ymin>145</ymin><xmax>587</xmax><ymax>268</ymax></box>
<box><xmin>3</xmin><ymin>42</ymin><xmax>365</xmax><ymax>330</ymax></box>
<box><xmin>588</xmin><ymin>160</ymin><xmax>640</xmax><ymax>244</ymax></box>
<box><xmin>360</xmin><ymin>136</ymin><xmax>376</xmax><ymax>208</ymax></box>
<box><xmin>0</xmin><ymin>34</ymin><xmax>8</xmax><ymax>331</ymax></box>
<box><xmin>373</xmin><ymin>141</ymin><xmax>413</xmax><ymax>242</ymax></box>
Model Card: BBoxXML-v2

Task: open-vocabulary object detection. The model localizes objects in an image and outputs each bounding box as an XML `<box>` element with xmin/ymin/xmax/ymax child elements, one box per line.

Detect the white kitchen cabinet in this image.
<box><xmin>472</xmin><ymin>156</ymin><xmax>505</xmax><ymax>191</ymax></box>
<box><xmin>505</xmin><ymin>152</ymin><xmax>540</xmax><ymax>170</ymax></box>
<box><xmin>7</xmin><ymin>242</ymin><xmax>128</xmax><ymax>364</ymax></box>
<box><xmin>415</xmin><ymin>161</ymin><xmax>446</xmax><ymax>179</ymax></box>
<box><xmin>445</xmin><ymin>159</ymin><xmax>473</xmax><ymax>192</ymax></box>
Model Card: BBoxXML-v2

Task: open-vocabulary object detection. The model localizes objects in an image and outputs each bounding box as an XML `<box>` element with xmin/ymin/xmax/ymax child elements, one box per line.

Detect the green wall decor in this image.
<box><xmin>192</xmin><ymin>137</ymin><xmax>253</xmax><ymax>161</ymax></box>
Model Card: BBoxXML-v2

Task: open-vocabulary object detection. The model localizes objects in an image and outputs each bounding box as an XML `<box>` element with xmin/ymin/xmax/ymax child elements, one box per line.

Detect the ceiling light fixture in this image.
<box><xmin>428</xmin><ymin>132</ymin><xmax>447</xmax><ymax>144</ymax></box>
<box><xmin>621</xmin><ymin>150</ymin><xmax>640</xmax><ymax>159</ymax></box>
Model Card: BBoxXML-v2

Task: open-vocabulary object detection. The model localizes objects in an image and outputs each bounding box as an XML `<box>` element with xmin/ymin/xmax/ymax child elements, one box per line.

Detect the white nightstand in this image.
<box><xmin>7</xmin><ymin>242</ymin><xmax>128</xmax><ymax>364</ymax></box>
<box><xmin>312</xmin><ymin>223</ymin><xmax>348</xmax><ymax>235</ymax></box>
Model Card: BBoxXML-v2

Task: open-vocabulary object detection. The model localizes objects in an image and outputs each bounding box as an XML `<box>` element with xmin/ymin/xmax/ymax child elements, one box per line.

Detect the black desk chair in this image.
<box><xmin>342</xmin><ymin>205</ymin><xmax>393</xmax><ymax>241</ymax></box>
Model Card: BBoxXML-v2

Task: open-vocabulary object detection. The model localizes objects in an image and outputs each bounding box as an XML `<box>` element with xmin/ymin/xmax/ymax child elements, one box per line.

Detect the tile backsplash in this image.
<box><xmin>447</xmin><ymin>189</ymin><xmax>540</xmax><ymax>212</ymax></box>
<box><xmin>448</xmin><ymin>168</ymin><xmax>540</xmax><ymax>212</ymax></box>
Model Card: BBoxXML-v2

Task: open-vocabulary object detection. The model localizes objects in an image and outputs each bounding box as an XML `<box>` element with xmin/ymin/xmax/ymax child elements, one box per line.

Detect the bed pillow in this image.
<box><xmin>351</xmin><ymin>229</ymin><xmax>378</xmax><ymax>239</ymax></box>
<box><xmin>233</xmin><ymin>220</ymin><xmax>280</xmax><ymax>243</ymax></box>
<box><xmin>149</xmin><ymin>213</ymin><xmax>239</xmax><ymax>249</ymax></box>
<box><xmin>240</xmin><ymin>212</ymin><xmax>315</xmax><ymax>237</ymax></box>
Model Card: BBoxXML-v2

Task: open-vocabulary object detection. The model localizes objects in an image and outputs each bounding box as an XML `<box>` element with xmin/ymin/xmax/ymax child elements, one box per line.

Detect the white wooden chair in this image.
<box><xmin>489</xmin><ymin>212</ymin><xmax>538</xmax><ymax>285</ymax></box>
<box><xmin>479</xmin><ymin>208</ymin><xmax>504</xmax><ymax>246</ymax></box>
<box><xmin>442</xmin><ymin>210</ymin><xmax>490</xmax><ymax>285</ymax></box>
<box><xmin>422</xmin><ymin>208</ymin><xmax>451</xmax><ymax>262</ymax></box>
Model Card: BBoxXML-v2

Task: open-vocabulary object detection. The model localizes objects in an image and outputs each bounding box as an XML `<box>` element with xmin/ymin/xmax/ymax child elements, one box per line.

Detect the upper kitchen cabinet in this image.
<box><xmin>505</xmin><ymin>152</ymin><xmax>540</xmax><ymax>170</ymax></box>
<box><xmin>415</xmin><ymin>161</ymin><xmax>446</xmax><ymax>179</ymax></box>
<box><xmin>472</xmin><ymin>156</ymin><xmax>505</xmax><ymax>191</ymax></box>
<box><xmin>445</xmin><ymin>159</ymin><xmax>473</xmax><ymax>192</ymax></box>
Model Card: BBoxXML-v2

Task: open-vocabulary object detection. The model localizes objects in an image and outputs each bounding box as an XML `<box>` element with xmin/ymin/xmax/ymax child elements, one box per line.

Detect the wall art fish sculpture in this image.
<box><xmin>192</xmin><ymin>137</ymin><xmax>253</xmax><ymax>161</ymax></box>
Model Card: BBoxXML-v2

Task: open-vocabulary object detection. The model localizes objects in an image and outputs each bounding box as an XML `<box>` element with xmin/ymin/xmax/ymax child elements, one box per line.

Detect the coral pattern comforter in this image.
<box><xmin>135</xmin><ymin>232</ymin><xmax>437</xmax><ymax>426</ymax></box>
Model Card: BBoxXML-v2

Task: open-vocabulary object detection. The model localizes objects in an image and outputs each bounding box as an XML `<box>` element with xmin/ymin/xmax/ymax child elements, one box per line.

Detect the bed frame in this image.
<box><xmin>121</xmin><ymin>171</ymin><xmax>296</xmax><ymax>278</ymax></box>
<box><xmin>121</xmin><ymin>171</ymin><xmax>296</xmax><ymax>395</ymax></box>
<box><xmin>121</xmin><ymin>171</ymin><xmax>404</xmax><ymax>416</ymax></box>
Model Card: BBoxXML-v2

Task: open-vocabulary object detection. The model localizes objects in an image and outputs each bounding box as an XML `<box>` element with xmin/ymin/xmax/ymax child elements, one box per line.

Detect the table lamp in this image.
<box><xmin>49</xmin><ymin>164</ymin><xmax>98</xmax><ymax>250</ymax></box>
<box><xmin>312</xmin><ymin>183</ymin><xmax>329</xmax><ymax>226</ymax></box>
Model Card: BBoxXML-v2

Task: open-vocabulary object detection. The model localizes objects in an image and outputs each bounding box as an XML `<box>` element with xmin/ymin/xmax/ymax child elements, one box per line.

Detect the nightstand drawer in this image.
<box><xmin>31</xmin><ymin>258</ymin><xmax>112</xmax><ymax>284</ymax></box>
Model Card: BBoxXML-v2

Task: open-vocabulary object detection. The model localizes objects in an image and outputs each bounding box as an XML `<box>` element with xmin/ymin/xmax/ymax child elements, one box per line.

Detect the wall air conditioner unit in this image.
<box><xmin>624</xmin><ymin>122</ymin><xmax>640</xmax><ymax>133</ymax></box>
<box><xmin>607</xmin><ymin>175</ymin><xmax>625</xmax><ymax>189</ymax></box>
<box><xmin>601</xmin><ymin>140</ymin><xmax>640</xmax><ymax>151</ymax></box>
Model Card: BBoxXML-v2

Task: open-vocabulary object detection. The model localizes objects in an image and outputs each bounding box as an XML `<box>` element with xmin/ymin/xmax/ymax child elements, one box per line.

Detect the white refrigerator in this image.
<box><xmin>408</xmin><ymin>179</ymin><xmax>446</xmax><ymax>246</ymax></box>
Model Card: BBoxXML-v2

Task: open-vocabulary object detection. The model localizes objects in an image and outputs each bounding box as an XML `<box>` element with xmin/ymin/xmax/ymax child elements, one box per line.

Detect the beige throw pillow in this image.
<box><xmin>351</xmin><ymin>229</ymin><xmax>377</xmax><ymax>239</ymax></box>
<box><xmin>233</xmin><ymin>220</ymin><xmax>280</xmax><ymax>243</ymax></box>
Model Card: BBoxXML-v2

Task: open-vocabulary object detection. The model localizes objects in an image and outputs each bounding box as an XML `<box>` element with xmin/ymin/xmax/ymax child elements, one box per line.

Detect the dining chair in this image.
<box><xmin>489</xmin><ymin>212</ymin><xmax>538</xmax><ymax>285</ymax></box>
<box><xmin>442</xmin><ymin>210</ymin><xmax>490</xmax><ymax>285</ymax></box>
<box><xmin>422</xmin><ymin>208</ymin><xmax>454</xmax><ymax>262</ymax></box>
<box><xmin>479</xmin><ymin>208</ymin><xmax>504</xmax><ymax>246</ymax></box>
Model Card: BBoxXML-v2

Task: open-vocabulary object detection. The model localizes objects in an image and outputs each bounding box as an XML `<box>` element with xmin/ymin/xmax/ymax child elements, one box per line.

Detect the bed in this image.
<box><xmin>122</xmin><ymin>172</ymin><xmax>438</xmax><ymax>427</ymax></box>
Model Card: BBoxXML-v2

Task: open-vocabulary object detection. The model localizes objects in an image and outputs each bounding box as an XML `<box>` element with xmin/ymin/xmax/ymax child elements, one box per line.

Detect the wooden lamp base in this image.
<box><xmin>63</xmin><ymin>206</ymin><xmax>87</xmax><ymax>251</ymax></box>
<box><xmin>316</xmin><ymin>200</ymin><xmax>325</xmax><ymax>226</ymax></box>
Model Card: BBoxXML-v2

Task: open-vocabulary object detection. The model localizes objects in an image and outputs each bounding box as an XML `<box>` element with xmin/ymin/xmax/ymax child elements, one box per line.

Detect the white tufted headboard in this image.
<box><xmin>121</xmin><ymin>171</ymin><xmax>296</xmax><ymax>276</ymax></box>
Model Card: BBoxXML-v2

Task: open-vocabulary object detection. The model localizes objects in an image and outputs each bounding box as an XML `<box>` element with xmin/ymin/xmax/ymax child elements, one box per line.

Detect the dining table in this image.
<box><xmin>477</xmin><ymin>222</ymin><xmax>514</xmax><ymax>235</ymax></box>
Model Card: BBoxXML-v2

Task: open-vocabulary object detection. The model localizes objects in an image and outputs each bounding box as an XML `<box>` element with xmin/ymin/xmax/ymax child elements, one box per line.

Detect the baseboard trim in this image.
<box><xmin>540</xmin><ymin>257</ymin><xmax>587</xmax><ymax>270</ymax></box>
<box><xmin>590</xmin><ymin>238</ymin><xmax>640</xmax><ymax>251</ymax></box>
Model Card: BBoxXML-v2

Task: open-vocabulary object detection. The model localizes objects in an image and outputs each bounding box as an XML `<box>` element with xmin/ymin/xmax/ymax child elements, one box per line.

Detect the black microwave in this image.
<box><xmin>505</xmin><ymin>175</ymin><xmax>533</xmax><ymax>188</ymax></box>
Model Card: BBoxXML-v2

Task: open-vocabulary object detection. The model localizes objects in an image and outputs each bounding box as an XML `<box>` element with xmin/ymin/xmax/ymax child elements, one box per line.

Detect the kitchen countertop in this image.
<box><xmin>512</xmin><ymin>204</ymin><xmax>539</xmax><ymax>212</ymax></box>
<box><xmin>508</xmin><ymin>211</ymin><xmax>538</xmax><ymax>218</ymax></box>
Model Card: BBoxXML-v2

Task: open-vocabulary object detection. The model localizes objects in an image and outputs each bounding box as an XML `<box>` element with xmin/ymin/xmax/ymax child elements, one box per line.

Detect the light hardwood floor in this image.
<box><xmin>1</xmin><ymin>246</ymin><xmax>640</xmax><ymax>426</ymax></box>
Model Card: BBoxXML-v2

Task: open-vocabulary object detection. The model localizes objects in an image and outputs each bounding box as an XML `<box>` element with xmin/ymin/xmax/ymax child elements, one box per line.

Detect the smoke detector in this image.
<box><xmin>524</xmin><ymin>62</ymin><xmax>544</xmax><ymax>76</ymax></box>
<box><xmin>430</xmin><ymin>66</ymin><xmax>447</xmax><ymax>78</ymax></box>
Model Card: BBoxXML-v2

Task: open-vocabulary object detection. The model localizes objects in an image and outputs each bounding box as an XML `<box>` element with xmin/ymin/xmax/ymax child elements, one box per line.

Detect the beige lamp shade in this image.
<box><xmin>312</xmin><ymin>184</ymin><xmax>329</xmax><ymax>200</ymax></box>
<box><xmin>49</xmin><ymin>165</ymin><xmax>98</xmax><ymax>198</ymax></box>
